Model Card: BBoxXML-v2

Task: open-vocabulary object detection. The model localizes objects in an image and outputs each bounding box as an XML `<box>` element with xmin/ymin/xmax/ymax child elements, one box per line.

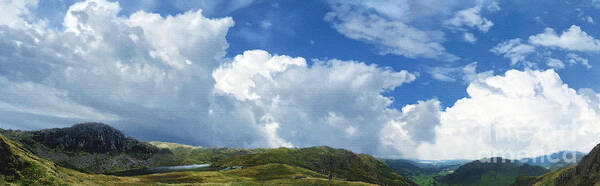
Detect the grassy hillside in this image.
<box><xmin>213</xmin><ymin>146</ymin><xmax>416</xmax><ymax>185</ymax></box>
<box><xmin>149</xmin><ymin>141</ymin><xmax>265</xmax><ymax>166</ymax></box>
<box><xmin>148</xmin><ymin>141</ymin><xmax>416</xmax><ymax>185</ymax></box>
<box><xmin>133</xmin><ymin>163</ymin><xmax>375</xmax><ymax>185</ymax></box>
<box><xmin>0</xmin><ymin>123</ymin><xmax>170</xmax><ymax>174</ymax></box>
<box><xmin>0</xmin><ymin>133</ymin><xmax>142</xmax><ymax>185</ymax></box>
<box><xmin>0</xmin><ymin>133</ymin><xmax>382</xmax><ymax>185</ymax></box>
<box><xmin>0</xmin><ymin>123</ymin><xmax>409</xmax><ymax>185</ymax></box>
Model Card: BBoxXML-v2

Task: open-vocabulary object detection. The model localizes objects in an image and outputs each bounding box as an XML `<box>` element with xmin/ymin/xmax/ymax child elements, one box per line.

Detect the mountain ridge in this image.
<box><xmin>0</xmin><ymin>123</ymin><xmax>416</xmax><ymax>185</ymax></box>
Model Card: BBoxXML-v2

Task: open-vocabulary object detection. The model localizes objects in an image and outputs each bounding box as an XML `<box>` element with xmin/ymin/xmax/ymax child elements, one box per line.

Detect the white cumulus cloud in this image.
<box><xmin>491</xmin><ymin>38</ymin><xmax>536</xmax><ymax>65</ymax></box>
<box><xmin>546</xmin><ymin>58</ymin><xmax>565</xmax><ymax>69</ymax></box>
<box><xmin>213</xmin><ymin>50</ymin><xmax>419</xmax><ymax>152</ymax></box>
<box><xmin>529</xmin><ymin>25</ymin><xmax>600</xmax><ymax>52</ymax></box>
<box><xmin>417</xmin><ymin>69</ymin><xmax>600</xmax><ymax>160</ymax></box>
<box><xmin>445</xmin><ymin>6</ymin><xmax>494</xmax><ymax>32</ymax></box>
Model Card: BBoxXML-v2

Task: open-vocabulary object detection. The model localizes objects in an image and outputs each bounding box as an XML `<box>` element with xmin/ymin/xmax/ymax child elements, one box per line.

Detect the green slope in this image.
<box><xmin>1</xmin><ymin>123</ymin><xmax>408</xmax><ymax>185</ymax></box>
<box><xmin>149</xmin><ymin>141</ymin><xmax>264</xmax><ymax>166</ymax></box>
<box><xmin>0</xmin><ymin>123</ymin><xmax>169</xmax><ymax>174</ymax></box>
<box><xmin>213</xmin><ymin>146</ymin><xmax>416</xmax><ymax>185</ymax></box>
<box><xmin>150</xmin><ymin>141</ymin><xmax>416</xmax><ymax>185</ymax></box>
<box><xmin>0</xmin><ymin>132</ymin><xmax>380</xmax><ymax>185</ymax></box>
<box><xmin>0</xmin><ymin>133</ymin><xmax>139</xmax><ymax>185</ymax></box>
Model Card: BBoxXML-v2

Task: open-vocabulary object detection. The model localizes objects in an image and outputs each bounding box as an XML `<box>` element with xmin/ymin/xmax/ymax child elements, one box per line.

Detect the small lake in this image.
<box><xmin>111</xmin><ymin>164</ymin><xmax>215</xmax><ymax>176</ymax></box>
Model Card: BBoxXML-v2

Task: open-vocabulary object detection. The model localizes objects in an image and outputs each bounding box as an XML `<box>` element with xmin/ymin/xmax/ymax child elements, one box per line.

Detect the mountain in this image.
<box><xmin>0</xmin><ymin>123</ymin><xmax>194</xmax><ymax>174</ymax></box>
<box><xmin>0</xmin><ymin>123</ymin><xmax>172</xmax><ymax>173</ymax></box>
<box><xmin>531</xmin><ymin>143</ymin><xmax>600</xmax><ymax>186</ymax></box>
<box><xmin>0</xmin><ymin>132</ymin><xmax>138</xmax><ymax>185</ymax></box>
<box><xmin>214</xmin><ymin>146</ymin><xmax>417</xmax><ymax>185</ymax></box>
<box><xmin>519</xmin><ymin>151</ymin><xmax>585</xmax><ymax>170</ymax></box>
<box><xmin>29</xmin><ymin>123</ymin><xmax>158</xmax><ymax>154</ymax></box>
<box><xmin>438</xmin><ymin>157</ymin><xmax>548</xmax><ymax>186</ymax></box>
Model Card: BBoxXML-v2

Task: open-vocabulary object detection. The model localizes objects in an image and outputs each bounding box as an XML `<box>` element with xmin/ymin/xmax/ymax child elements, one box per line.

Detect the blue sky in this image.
<box><xmin>1</xmin><ymin>0</ymin><xmax>600</xmax><ymax>160</ymax></box>
<box><xmin>124</xmin><ymin>0</ymin><xmax>600</xmax><ymax>108</ymax></box>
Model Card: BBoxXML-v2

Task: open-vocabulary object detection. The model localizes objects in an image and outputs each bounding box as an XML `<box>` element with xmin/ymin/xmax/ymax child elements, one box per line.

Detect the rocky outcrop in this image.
<box><xmin>554</xmin><ymin>143</ymin><xmax>600</xmax><ymax>185</ymax></box>
<box><xmin>30</xmin><ymin>122</ymin><xmax>158</xmax><ymax>155</ymax></box>
<box><xmin>0</xmin><ymin>123</ymin><xmax>166</xmax><ymax>174</ymax></box>
<box><xmin>575</xmin><ymin>143</ymin><xmax>600</xmax><ymax>183</ymax></box>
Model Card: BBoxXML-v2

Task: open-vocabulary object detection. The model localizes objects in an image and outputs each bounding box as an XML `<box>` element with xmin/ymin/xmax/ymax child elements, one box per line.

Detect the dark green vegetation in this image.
<box><xmin>149</xmin><ymin>141</ymin><xmax>265</xmax><ymax>166</ymax></box>
<box><xmin>213</xmin><ymin>146</ymin><xmax>416</xmax><ymax>185</ymax></box>
<box><xmin>0</xmin><ymin>123</ymin><xmax>415</xmax><ymax>185</ymax></box>
<box><xmin>437</xmin><ymin>157</ymin><xmax>548</xmax><ymax>186</ymax></box>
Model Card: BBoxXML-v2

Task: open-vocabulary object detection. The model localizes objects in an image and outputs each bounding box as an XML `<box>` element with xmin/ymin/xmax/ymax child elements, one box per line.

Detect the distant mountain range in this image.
<box><xmin>380</xmin><ymin>152</ymin><xmax>584</xmax><ymax>186</ymax></box>
<box><xmin>519</xmin><ymin>151</ymin><xmax>585</xmax><ymax>170</ymax></box>
<box><xmin>437</xmin><ymin>157</ymin><xmax>548</xmax><ymax>186</ymax></box>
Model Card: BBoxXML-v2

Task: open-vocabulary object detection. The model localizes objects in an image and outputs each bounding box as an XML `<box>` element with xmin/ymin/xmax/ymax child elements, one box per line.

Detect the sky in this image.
<box><xmin>1</xmin><ymin>0</ymin><xmax>600</xmax><ymax>160</ymax></box>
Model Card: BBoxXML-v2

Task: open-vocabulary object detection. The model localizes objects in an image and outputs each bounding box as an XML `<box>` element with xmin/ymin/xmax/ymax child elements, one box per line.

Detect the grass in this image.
<box><xmin>117</xmin><ymin>163</ymin><xmax>376</xmax><ymax>185</ymax></box>
<box><xmin>532</xmin><ymin>165</ymin><xmax>578</xmax><ymax>186</ymax></box>
<box><xmin>1</xmin><ymin>131</ymin><xmax>411</xmax><ymax>185</ymax></box>
<box><xmin>213</xmin><ymin>146</ymin><xmax>414</xmax><ymax>185</ymax></box>
<box><xmin>148</xmin><ymin>143</ymin><xmax>415</xmax><ymax>185</ymax></box>
<box><xmin>2</xmin><ymin>133</ymin><xmax>378</xmax><ymax>185</ymax></box>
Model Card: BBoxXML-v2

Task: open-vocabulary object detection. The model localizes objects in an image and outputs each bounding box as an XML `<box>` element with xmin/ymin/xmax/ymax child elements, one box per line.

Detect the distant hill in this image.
<box><xmin>214</xmin><ymin>146</ymin><xmax>417</xmax><ymax>185</ymax></box>
<box><xmin>380</xmin><ymin>158</ymin><xmax>470</xmax><ymax>185</ymax></box>
<box><xmin>531</xmin><ymin>143</ymin><xmax>600</xmax><ymax>186</ymax></box>
<box><xmin>381</xmin><ymin>158</ymin><xmax>469</xmax><ymax>175</ymax></box>
<box><xmin>519</xmin><ymin>151</ymin><xmax>585</xmax><ymax>170</ymax></box>
<box><xmin>438</xmin><ymin>157</ymin><xmax>548</xmax><ymax>186</ymax></box>
<box><xmin>149</xmin><ymin>141</ymin><xmax>264</xmax><ymax>166</ymax></box>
